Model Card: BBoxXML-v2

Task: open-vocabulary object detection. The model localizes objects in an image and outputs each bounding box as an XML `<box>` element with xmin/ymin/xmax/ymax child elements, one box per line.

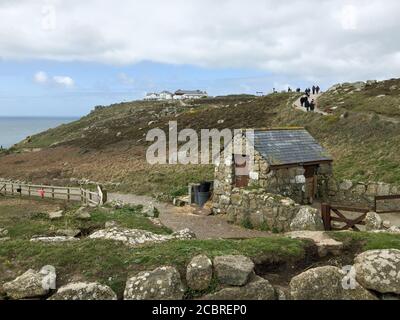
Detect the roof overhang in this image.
<box><xmin>269</xmin><ymin>159</ymin><xmax>333</xmax><ymax>169</ymax></box>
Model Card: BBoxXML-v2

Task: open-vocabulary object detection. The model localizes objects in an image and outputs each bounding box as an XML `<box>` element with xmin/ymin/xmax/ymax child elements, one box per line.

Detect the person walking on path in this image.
<box><xmin>304</xmin><ymin>97</ymin><xmax>310</xmax><ymax>112</ymax></box>
<box><xmin>312</xmin><ymin>85</ymin><xmax>316</xmax><ymax>95</ymax></box>
<box><xmin>316</xmin><ymin>85</ymin><xmax>320</xmax><ymax>94</ymax></box>
<box><xmin>310</xmin><ymin>99</ymin><xmax>315</xmax><ymax>112</ymax></box>
<box><xmin>300</xmin><ymin>95</ymin><xmax>307</xmax><ymax>107</ymax></box>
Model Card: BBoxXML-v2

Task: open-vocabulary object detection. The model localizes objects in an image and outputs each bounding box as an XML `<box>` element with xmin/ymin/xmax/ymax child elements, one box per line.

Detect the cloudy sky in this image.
<box><xmin>1</xmin><ymin>0</ymin><xmax>400</xmax><ymax>116</ymax></box>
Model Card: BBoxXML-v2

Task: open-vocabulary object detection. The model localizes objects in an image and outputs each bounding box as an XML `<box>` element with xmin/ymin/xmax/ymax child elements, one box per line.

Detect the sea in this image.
<box><xmin>0</xmin><ymin>117</ymin><xmax>78</xmax><ymax>149</ymax></box>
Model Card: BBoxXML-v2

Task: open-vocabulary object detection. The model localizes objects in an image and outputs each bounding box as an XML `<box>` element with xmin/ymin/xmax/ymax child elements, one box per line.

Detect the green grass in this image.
<box><xmin>0</xmin><ymin>237</ymin><xmax>306</xmax><ymax>297</ymax></box>
<box><xmin>330</xmin><ymin>231</ymin><xmax>400</xmax><ymax>251</ymax></box>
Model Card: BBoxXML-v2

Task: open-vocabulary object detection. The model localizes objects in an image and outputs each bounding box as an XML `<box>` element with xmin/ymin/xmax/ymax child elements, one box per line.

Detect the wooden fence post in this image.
<box><xmin>321</xmin><ymin>203</ymin><xmax>332</xmax><ymax>231</ymax></box>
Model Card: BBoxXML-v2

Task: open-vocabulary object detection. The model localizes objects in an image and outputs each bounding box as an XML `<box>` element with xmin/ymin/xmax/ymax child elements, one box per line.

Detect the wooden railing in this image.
<box><xmin>321</xmin><ymin>204</ymin><xmax>370</xmax><ymax>231</ymax></box>
<box><xmin>374</xmin><ymin>195</ymin><xmax>400</xmax><ymax>214</ymax></box>
<box><xmin>0</xmin><ymin>180</ymin><xmax>106</xmax><ymax>206</ymax></box>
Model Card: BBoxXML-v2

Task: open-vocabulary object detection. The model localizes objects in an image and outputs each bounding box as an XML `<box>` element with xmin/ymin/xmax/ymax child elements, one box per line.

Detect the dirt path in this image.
<box><xmin>293</xmin><ymin>93</ymin><xmax>328</xmax><ymax>115</ymax></box>
<box><xmin>108</xmin><ymin>193</ymin><xmax>272</xmax><ymax>240</ymax></box>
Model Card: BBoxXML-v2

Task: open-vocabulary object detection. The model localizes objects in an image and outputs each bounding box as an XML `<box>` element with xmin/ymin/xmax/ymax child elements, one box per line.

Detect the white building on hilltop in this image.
<box><xmin>144</xmin><ymin>89</ymin><xmax>208</xmax><ymax>101</ymax></box>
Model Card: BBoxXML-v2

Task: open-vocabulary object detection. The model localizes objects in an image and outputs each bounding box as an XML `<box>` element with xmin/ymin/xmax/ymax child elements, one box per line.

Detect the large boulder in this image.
<box><xmin>124</xmin><ymin>266</ymin><xmax>185</xmax><ymax>300</ymax></box>
<box><xmin>186</xmin><ymin>255</ymin><xmax>213</xmax><ymax>291</ymax></box>
<box><xmin>89</xmin><ymin>227</ymin><xmax>195</xmax><ymax>246</ymax></box>
<box><xmin>290</xmin><ymin>266</ymin><xmax>377</xmax><ymax>300</ymax></box>
<box><xmin>49</xmin><ymin>282</ymin><xmax>117</xmax><ymax>300</ymax></box>
<box><xmin>214</xmin><ymin>255</ymin><xmax>254</xmax><ymax>286</ymax></box>
<box><xmin>290</xmin><ymin>207</ymin><xmax>324</xmax><ymax>232</ymax></box>
<box><xmin>3</xmin><ymin>266</ymin><xmax>56</xmax><ymax>299</ymax></box>
<box><xmin>203</xmin><ymin>275</ymin><xmax>275</xmax><ymax>300</ymax></box>
<box><xmin>354</xmin><ymin>249</ymin><xmax>400</xmax><ymax>294</ymax></box>
<box><xmin>365</xmin><ymin>212</ymin><xmax>383</xmax><ymax>231</ymax></box>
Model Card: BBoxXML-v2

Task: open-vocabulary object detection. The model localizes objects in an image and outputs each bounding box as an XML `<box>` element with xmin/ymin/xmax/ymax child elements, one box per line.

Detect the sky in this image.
<box><xmin>1</xmin><ymin>0</ymin><xmax>400</xmax><ymax>117</ymax></box>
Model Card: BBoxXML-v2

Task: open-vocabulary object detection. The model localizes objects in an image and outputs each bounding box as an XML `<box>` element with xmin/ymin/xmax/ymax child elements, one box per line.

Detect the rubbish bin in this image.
<box><xmin>197</xmin><ymin>191</ymin><xmax>210</xmax><ymax>208</ymax></box>
<box><xmin>199</xmin><ymin>182</ymin><xmax>211</xmax><ymax>193</ymax></box>
<box><xmin>193</xmin><ymin>185</ymin><xmax>200</xmax><ymax>205</ymax></box>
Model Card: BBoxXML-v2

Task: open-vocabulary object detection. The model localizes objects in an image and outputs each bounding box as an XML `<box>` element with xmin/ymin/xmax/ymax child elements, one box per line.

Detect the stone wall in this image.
<box><xmin>213</xmin><ymin>188</ymin><xmax>323</xmax><ymax>233</ymax></box>
<box><xmin>322</xmin><ymin>178</ymin><xmax>400</xmax><ymax>210</ymax></box>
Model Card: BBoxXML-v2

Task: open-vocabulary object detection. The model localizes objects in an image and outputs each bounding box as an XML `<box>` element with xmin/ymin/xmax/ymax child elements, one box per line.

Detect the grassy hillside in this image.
<box><xmin>1</xmin><ymin>79</ymin><xmax>400</xmax><ymax>198</ymax></box>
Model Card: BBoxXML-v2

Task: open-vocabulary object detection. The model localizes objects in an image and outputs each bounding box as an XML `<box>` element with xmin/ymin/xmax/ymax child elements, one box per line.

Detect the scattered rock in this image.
<box><xmin>289</xmin><ymin>266</ymin><xmax>376</xmax><ymax>300</ymax></box>
<box><xmin>203</xmin><ymin>275</ymin><xmax>275</xmax><ymax>300</ymax></box>
<box><xmin>365</xmin><ymin>212</ymin><xmax>383</xmax><ymax>231</ymax></box>
<box><xmin>105</xmin><ymin>221</ymin><xmax>119</xmax><ymax>228</ymax></box>
<box><xmin>0</xmin><ymin>227</ymin><xmax>9</xmax><ymax>237</ymax></box>
<box><xmin>339</xmin><ymin>180</ymin><xmax>353</xmax><ymax>191</ymax></box>
<box><xmin>124</xmin><ymin>266</ymin><xmax>185</xmax><ymax>300</ymax></box>
<box><xmin>142</xmin><ymin>204</ymin><xmax>159</xmax><ymax>218</ymax></box>
<box><xmin>290</xmin><ymin>207</ymin><xmax>324</xmax><ymax>232</ymax></box>
<box><xmin>73</xmin><ymin>207</ymin><xmax>92</xmax><ymax>220</ymax></box>
<box><xmin>30</xmin><ymin>236</ymin><xmax>79</xmax><ymax>243</ymax></box>
<box><xmin>48</xmin><ymin>210</ymin><xmax>63</xmax><ymax>220</ymax></box>
<box><xmin>49</xmin><ymin>282</ymin><xmax>117</xmax><ymax>300</ymax></box>
<box><xmin>186</xmin><ymin>255</ymin><xmax>213</xmax><ymax>291</ymax></box>
<box><xmin>383</xmin><ymin>220</ymin><xmax>392</xmax><ymax>229</ymax></box>
<box><xmin>56</xmin><ymin>229</ymin><xmax>81</xmax><ymax>237</ymax></box>
<box><xmin>0</xmin><ymin>237</ymin><xmax>11</xmax><ymax>242</ymax></box>
<box><xmin>286</xmin><ymin>231</ymin><xmax>343</xmax><ymax>257</ymax></box>
<box><xmin>214</xmin><ymin>255</ymin><xmax>254</xmax><ymax>286</ymax></box>
<box><xmin>171</xmin><ymin>228</ymin><xmax>197</xmax><ymax>240</ymax></box>
<box><xmin>89</xmin><ymin>227</ymin><xmax>195</xmax><ymax>246</ymax></box>
<box><xmin>354</xmin><ymin>249</ymin><xmax>400</xmax><ymax>294</ymax></box>
<box><xmin>3</xmin><ymin>266</ymin><xmax>56</xmax><ymax>300</ymax></box>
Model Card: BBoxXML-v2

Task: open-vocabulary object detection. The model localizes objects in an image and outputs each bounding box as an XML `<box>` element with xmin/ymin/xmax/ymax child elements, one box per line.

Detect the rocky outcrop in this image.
<box><xmin>186</xmin><ymin>255</ymin><xmax>213</xmax><ymax>291</ymax></box>
<box><xmin>203</xmin><ymin>275</ymin><xmax>275</xmax><ymax>300</ymax></box>
<box><xmin>214</xmin><ymin>255</ymin><xmax>254</xmax><ymax>286</ymax></box>
<box><xmin>30</xmin><ymin>236</ymin><xmax>79</xmax><ymax>243</ymax></box>
<box><xmin>49</xmin><ymin>282</ymin><xmax>117</xmax><ymax>300</ymax></box>
<box><xmin>56</xmin><ymin>229</ymin><xmax>81</xmax><ymax>237</ymax></box>
<box><xmin>354</xmin><ymin>249</ymin><xmax>400</xmax><ymax>294</ymax></box>
<box><xmin>48</xmin><ymin>210</ymin><xmax>63</xmax><ymax>220</ymax></box>
<box><xmin>289</xmin><ymin>207</ymin><xmax>324</xmax><ymax>232</ymax></box>
<box><xmin>2</xmin><ymin>266</ymin><xmax>56</xmax><ymax>299</ymax></box>
<box><xmin>365</xmin><ymin>212</ymin><xmax>383</xmax><ymax>231</ymax></box>
<box><xmin>124</xmin><ymin>266</ymin><xmax>185</xmax><ymax>300</ymax></box>
<box><xmin>142</xmin><ymin>204</ymin><xmax>159</xmax><ymax>218</ymax></box>
<box><xmin>289</xmin><ymin>266</ymin><xmax>377</xmax><ymax>300</ymax></box>
<box><xmin>89</xmin><ymin>227</ymin><xmax>195</xmax><ymax>246</ymax></box>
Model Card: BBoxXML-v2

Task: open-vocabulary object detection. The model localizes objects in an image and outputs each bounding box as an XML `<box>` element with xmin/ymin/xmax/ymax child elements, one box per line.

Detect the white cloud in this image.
<box><xmin>33</xmin><ymin>72</ymin><xmax>74</xmax><ymax>88</ymax></box>
<box><xmin>3</xmin><ymin>1</ymin><xmax>400</xmax><ymax>83</ymax></box>
<box><xmin>53</xmin><ymin>76</ymin><xmax>74</xmax><ymax>87</ymax></box>
<box><xmin>34</xmin><ymin>71</ymin><xmax>48</xmax><ymax>84</ymax></box>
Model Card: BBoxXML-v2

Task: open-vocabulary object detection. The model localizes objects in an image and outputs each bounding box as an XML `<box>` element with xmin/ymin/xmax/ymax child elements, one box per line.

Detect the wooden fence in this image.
<box><xmin>321</xmin><ymin>194</ymin><xmax>400</xmax><ymax>231</ymax></box>
<box><xmin>0</xmin><ymin>180</ymin><xmax>106</xmax><ymax>206</ymax></box>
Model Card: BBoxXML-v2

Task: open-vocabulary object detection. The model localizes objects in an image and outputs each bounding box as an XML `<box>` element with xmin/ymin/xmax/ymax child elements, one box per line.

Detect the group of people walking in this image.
<box><xmin>300</xmin><ymin>85</ymin><xmax>321</xmax><ymax>112</ymax></box>
<box><xmin>300</xmin><ymin>96</ymin><xmax>316</xmax><ymax>112</ymax></box>
<box><xmin>304</xmin><ymin>85</ymin><xmax>320</xmax><ymax>97</ymax></box>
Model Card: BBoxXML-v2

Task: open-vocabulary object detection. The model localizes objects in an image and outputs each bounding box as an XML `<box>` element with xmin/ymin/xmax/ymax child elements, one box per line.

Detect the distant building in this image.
<box><xmin>144</xmin><ymin>93</ymin><xmax>160</xmax><ymax>101</ymax></box>
<box><xmin>159</xmin><ymin>91</ymin><xmax>173</xmax><ymax>100</ymax></box>
<box><xmin>144</xmin><ymin>89</ymin><xmax>208</xmax><ymax>101</ymax></box>
<box><xmin>174</xmin><ymin>89</ymin><xmax>208</xmax><ymax>100</ymax></box>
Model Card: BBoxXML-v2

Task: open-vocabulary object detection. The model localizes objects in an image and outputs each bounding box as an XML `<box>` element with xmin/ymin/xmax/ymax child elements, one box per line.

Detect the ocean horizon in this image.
<box><xmin>0</xmin><ymin>116</ymin><xmax>78</xmax><ymax>149</ymax></box>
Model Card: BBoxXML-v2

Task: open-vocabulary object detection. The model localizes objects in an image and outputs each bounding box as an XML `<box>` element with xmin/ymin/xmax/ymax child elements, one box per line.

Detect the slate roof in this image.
<box><xmin>249</xmin><ymin>129</ymin><xmax>333</xmax><ymax>166</ymax></box>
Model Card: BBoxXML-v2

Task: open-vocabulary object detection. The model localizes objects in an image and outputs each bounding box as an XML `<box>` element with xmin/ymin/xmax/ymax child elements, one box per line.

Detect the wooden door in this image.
<box><xmin>234</xmin><ymin>155</ymin><xmax>250</xmax><ymax>188</ymax></box>
<box><xmin>304</xmin><ymin>165</ymin><xmax>318</xmax><ymax>204</ymax></box>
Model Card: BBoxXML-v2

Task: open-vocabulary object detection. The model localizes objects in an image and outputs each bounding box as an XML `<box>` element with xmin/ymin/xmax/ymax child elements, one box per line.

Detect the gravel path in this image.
<box><xmin>108</xmin><ymin>193</ymin><xmax>272</xmax><ymax>240</ymax></box>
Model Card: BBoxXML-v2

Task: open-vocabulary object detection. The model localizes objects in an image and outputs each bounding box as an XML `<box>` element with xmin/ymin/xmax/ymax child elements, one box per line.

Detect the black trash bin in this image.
<box><xmin>197</xmin><ymin>191</ymin><xmax>210</xmax><ymax>208</ymax></box>
<box><xmin>193</xmin><ymin>185</ymin><xmax>200</xmax><ymax>205</ymax></box>
<box><xmin>199</xmin><ymin>182</ymin><xmax>211</xmax><ymax>192</ymax></box>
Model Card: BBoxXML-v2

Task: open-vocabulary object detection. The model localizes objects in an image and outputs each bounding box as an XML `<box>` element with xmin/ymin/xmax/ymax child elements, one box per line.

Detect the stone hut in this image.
<box><xmin>213</xmin><ymin>128</ymin><xmax>333</xmax><ymax>216</ymax></box>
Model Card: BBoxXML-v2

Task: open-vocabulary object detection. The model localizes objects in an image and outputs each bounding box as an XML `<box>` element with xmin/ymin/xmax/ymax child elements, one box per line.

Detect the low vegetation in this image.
<box><xmin>1</xmin><ymin>79</ymin><xmax>400</xmax><ymax>198</ymax></box>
